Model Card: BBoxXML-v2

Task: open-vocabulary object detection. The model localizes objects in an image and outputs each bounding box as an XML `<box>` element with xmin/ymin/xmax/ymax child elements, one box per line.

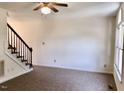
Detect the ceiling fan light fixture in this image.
<box><xmin>41</xmin><ymin>7</ymin><xmax>51</xmax><ymax>14</ymax></box>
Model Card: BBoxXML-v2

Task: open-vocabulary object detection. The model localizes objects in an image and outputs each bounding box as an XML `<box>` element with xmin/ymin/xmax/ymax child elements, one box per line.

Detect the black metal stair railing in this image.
<box><xmin>7</xmin><ymin>23</ymin><xmax>33</xmax><ymax>68</ymax></box>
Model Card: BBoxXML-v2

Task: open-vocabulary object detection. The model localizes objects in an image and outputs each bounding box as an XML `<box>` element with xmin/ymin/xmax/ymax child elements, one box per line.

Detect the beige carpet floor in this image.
<box><xmin>0</xmin><ymin>66</ymin><xmax>117</xmax><ymax>91</ymax></box>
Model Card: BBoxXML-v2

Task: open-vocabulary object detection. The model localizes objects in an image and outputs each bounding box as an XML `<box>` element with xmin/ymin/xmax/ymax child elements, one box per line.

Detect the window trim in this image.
<box><xmin>114</xmin><ymin>64</ymin><xmax>122</xmax><ymax>82</ymax></box>
<box><xmin>114</xmin><ymin>25</ymin><xmax>123</xmax><ymax>82</ymax></box>
<box><xmin>114</xmin><ymin>8</ymin><xmax>123</xmax><ymax>82</ymax></box>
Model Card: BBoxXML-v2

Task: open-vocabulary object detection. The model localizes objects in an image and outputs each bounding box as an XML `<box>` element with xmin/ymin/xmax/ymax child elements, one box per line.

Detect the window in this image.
<box><xmin>117</xmin><ymin>8</ymin><xmax>122</xmax><ymax>25</ymax></box>
<box><xmin>114</xmin><ymin>8</ymin><xmax>123</xmax><ymax>82</ymax></box>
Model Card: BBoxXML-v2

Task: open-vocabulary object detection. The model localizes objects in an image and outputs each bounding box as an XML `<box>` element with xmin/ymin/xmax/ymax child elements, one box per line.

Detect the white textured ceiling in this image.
<box><xmin>0</xmin><ymin>2</ymin><xmax>120</xmax><ymax>20</ymax></box>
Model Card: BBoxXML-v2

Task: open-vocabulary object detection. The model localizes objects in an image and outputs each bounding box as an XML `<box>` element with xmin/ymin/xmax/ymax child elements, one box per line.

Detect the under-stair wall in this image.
<box><xmin>0</xmin><ymin>8</ymin><xmax>33</xmax><ymax>84</ymax></box>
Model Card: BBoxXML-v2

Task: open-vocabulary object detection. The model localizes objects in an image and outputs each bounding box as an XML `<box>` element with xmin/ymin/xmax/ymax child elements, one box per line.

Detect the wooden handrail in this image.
<box><xmin>7</xmin><ymin>23</ymin><xmax>32</xmax><ymax>52</ymax></box>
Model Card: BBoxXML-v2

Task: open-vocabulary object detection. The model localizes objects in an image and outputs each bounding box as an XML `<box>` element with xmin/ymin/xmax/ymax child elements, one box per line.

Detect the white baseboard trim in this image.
<box><xmin>35</xmin><ymin>64</ymin><xmax>113</xmax><ymax>74</ymax></box>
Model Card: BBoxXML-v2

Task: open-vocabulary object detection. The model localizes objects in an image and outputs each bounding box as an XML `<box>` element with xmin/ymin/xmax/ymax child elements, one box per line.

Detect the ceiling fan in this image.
<box><xmin>33</xmin><ymin>2</ymin><xmax>68</xmax><ymax>14</ymax></box>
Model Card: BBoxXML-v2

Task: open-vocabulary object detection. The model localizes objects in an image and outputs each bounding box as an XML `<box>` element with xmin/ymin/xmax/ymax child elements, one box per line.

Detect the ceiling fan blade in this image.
<box><xmin>48</xmin><ymin>5</ymin><xmax>59</xmax><ymax>13</ymax></box>
<box><xmin>33</xmin><ymin>4</ymin><xmax>42</xmax><ymax>11</ymax></box>
<box><xmin>43</xmin><ymin>2</ymin><xmax>49</xmax><ymax>5</ymax></box>
<box><xmin>52</xmin><ymin>3</ymin><xmax>68</xmax><ymax>7</ymax></box>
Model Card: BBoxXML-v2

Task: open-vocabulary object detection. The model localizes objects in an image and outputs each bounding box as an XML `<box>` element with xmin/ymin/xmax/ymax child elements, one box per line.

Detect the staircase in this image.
<box><xmin>7</xmin><ymin>23</ymin><xmax>33</xmax><ymax>68</ymax></box>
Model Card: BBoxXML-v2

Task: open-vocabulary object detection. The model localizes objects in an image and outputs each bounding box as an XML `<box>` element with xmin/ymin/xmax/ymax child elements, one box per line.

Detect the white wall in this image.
<box><xmin>8</xmin><ymin>15</ymin><xmax>115</xmax><ymax>73</ymax></box>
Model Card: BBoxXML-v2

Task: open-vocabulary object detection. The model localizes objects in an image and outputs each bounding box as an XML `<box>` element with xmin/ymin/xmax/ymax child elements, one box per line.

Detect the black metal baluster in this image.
<box><xmin>11</xmin><ymin>29</ymin><xmax>12</xmax><ymax>47</ymax></box>
<box><xmin>8</xmin><ymin>27</ymin><xmax>10</xmax><ymax>47</ymax></box>
<box><xmin>22</xmin><ymin>42</ymin><xmax>23</xmax><ymax>61</ymax></box>
<box><xmin>19</xmin><ymin>39</ymin><xmax>20</xmax><ymax>57</ymax></box>
<box><xmin>26</xmin><ymin>47</ymin><xmax>28</xmax><ymax>65</ymax></box>
<box><xmin>20</xmin><ymin>42</ymin><xmax>22</xmax><ymax>60</ymax></box>
<box><xmin>16</xmin><ymin>35</ymin><xmax>17</xmax><ymax>51</ymax></box>
<box><xmin>10</xmin><ymin>31</ymin><xmax>13</xmax><ymax>53</ymax></box>
<box><xmin>23</xmin><ymin>44</ymin><xmax>25</xmax><ymax>60</ymax></box>
<box><xmin>30</xmin><ymin>48</ymin><xmax>32</xmax><ymax>67</ymax></box>
<box><xmin>25</xmin><ymin>46</ymin><xmax>26</xmax><ymax>62</ymax></box>
<box><xmin>14</xmin><ymin>33</ymin><xmax>15</xmax><ymax>53</ymax></box>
